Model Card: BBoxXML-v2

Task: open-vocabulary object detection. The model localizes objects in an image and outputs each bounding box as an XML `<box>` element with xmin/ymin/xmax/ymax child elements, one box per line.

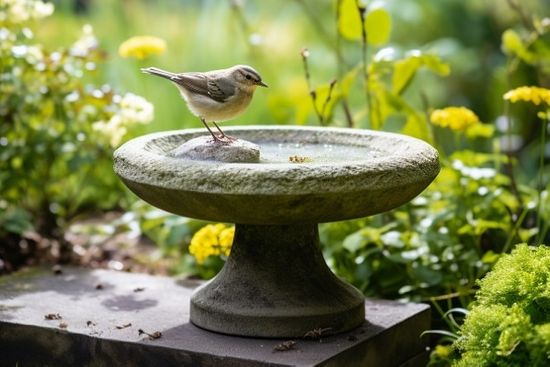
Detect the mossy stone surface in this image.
<box><xmin>169</xmin><ymin>135</ymin><xmax>260</xmax><ymax>163</ymax></box>
<box><xmin>114</xmin><ymin>126</ymin><xmax>440</xmax><ymax>224</ymax></box>
<box><xmin>113</xmin><ymin>126</ymin><xmax>439</xmax><ymax>338</ymax></box>
<box><xmin>191</xmin><ymin>224</ymin><xmax>365</xmax><ymax>337</ymax></box>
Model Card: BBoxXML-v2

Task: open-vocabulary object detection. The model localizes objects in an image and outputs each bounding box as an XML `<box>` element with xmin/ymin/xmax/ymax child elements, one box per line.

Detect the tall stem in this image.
<box><xmin>336</xmin><ymin>0</ymin><xmax>354</xmax><ymax>128</ymax></box>
<box><xmin>357</xmin><ymin>1</ymin><xmax>373</xmax><ymax>128</ymax></box>
<box><xmin>300</xmin><ymin>49</ymin><xmax>324</xmax><ymax>125</ymax></box>
<box><xmin>504</xmin><ymin>59</ymin><xmax>524</xmax><ymax>210</ymax></box>
<box><xmin>536</xmin><ymin>116</ymin><xmax>547</xmax><ymax>244</ymax></box>
<box><xmin>295</xmin><ymin>0</ymin><xmax>348</xmax><ymax>69</ymax></box>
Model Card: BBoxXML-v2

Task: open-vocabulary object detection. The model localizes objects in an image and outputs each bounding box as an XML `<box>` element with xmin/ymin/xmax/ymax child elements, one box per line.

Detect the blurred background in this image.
<box><xmin>40</xmin><ymin>0</ymin><xmax>548</xmax><ymax>131</ymax></box>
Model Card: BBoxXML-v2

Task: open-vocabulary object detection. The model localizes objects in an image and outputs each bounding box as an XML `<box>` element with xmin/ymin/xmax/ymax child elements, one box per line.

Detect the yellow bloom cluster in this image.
<box><xmin>189</xmin><ymin>224</ymin><xmax>234</xmax><ymax>264</ymax></box>
<box><xmin>118</xmin><ymin>36</ymin><xmax>166</xmax><ymax>60</ymax></box>
<box><xmin>503</xmin><ymin>86</ymin><xmax>550</xmax><ymax>106</ymax></box>
<box><xmin>430</xmin><ymin>107</ymin><xmax>480</xmax><ymax>131</ymax></box>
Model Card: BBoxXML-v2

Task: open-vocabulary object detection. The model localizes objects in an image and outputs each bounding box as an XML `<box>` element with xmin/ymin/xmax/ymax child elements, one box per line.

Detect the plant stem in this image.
<box><xmin>505</xmin><ymin>0</ymin><xmax>537</xmax><ymax>34</ymax></box>
<box><xmin>504</xmin><ymin>59</ymin><xmax>525</xmax><ymax>211</ymax></box>
<box><xmin>319</xmin><ymin>79</ymin><xmax>337</xmax><ymax>126</ymax></box>
<box><xmin>502</xmin><ymin>207</ymin><xmax>529</xmax><ymax>254</ymax></box>
<box><xmin>229</xmin><ymin>0</ymin><xmax>259</xmax><ymax>58</ymax></box>
<box><xmin>420</xmin><ymin>91</ymin><xmax>437</xmax><ymax>147</ymax></box>
<box><xmin>335</xmin><ymin>0</ymin><xmax>354</xmax><ymax>128</ymax></box>
<box><xmin>342</xmin><ymin>99</ymin><xmax>354</xmax><ymax>128</ymax></box>
<box><xmin>357</xmin><ymin>1</ymin><xmax>373</xmax><ymax>128</ymax></box>
<box><xmin>300</xmin><ymin>48</ymin><xmax>323</xmax><ymax>125</ymax></box>
<box><xmin>536</xmin><ymin>116</ymin><xmax>547</xmax><ymax>244</ymax></box>
<box><xmin>295</xmin><ymin>0</ymin><xmax>349</xmax><ymax>69</ymax></box>
<box><xmin>335</xmin><ymin>0</ymin><xmax>344</xmax><ymax>78</ymax></box>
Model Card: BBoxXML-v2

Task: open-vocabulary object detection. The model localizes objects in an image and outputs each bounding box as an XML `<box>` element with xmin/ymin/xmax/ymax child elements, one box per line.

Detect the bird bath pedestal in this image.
<box><xmin>114</xmin><ymin>126</ymin><xmax>439</xmax><ymax>338</ymax></box>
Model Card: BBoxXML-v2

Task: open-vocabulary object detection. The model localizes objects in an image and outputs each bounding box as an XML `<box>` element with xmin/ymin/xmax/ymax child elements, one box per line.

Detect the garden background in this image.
<box><xmin>1</xmin><ymin>0</ymin><xmax>550</xmax><ymax>365</ymax></box>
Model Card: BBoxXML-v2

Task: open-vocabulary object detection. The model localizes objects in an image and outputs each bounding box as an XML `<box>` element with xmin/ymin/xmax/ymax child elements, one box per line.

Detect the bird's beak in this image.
<box><xmin>257</xmin><ymin>80</ymin><xmax>268</xmax><ymax>88</ymax></box>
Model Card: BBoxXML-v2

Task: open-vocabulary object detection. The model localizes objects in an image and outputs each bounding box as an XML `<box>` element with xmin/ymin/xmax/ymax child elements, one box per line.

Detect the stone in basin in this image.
<box><xmin>113</xmin><ymin>126</ymin><xmax>440</xmax><ymax>337</ymax></box>
<box><xmin>169</xmin><ymin>135</ymin><xmax>261</xmax><ymax>163</ymax></box>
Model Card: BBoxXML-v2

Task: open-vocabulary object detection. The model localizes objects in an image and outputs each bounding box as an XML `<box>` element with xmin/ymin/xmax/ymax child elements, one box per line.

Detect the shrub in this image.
<box><xmin>453</xmin><ymin>244</ymin><xmax>550</xmax><ymax>366</ymax></box>
<box><xmin>0</xmin><ymin>1</ymin><xmax>153</xmax><ymax>232</ymax></box>
<box><xmin>0</xmin><ymin>0</ymin><xmax>153</xmax><ymax>270</ymax></box>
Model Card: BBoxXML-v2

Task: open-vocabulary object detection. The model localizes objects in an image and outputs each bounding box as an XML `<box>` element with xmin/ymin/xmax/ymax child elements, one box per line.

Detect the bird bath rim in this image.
<box><xmin>114</xmin><ymin>126</ymin><xmax>440</xmax><ymax>224</ymax></box>
<box><xmin>113</xmin><ymin>125</ymin><xmax>440</xmax><ymax>196</ymax></box>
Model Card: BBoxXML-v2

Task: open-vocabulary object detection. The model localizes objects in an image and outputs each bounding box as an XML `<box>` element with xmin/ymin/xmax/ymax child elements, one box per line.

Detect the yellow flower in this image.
<box><xmin>189</xmin><ymin>224</ymin><xmax>234</xmax><ymax>264</ymax></box>
<box><xmin>118</xmin><ymin>36</ymin><xmax>166</xmax><ymax>59</ymax></box>
<box><xmin>433</xmin><ymin>344</ymin><xmax>452</xmax><ymax>358</ymax></box>
<box><xmin>430</xmin><ymin>106</ymin><xmax>480</xmax><ymax>131</ymax></box>
<box><xmin>503</xmin><ymin>86</ymin><xmax>550</xmax><ymax>106</ymax></box>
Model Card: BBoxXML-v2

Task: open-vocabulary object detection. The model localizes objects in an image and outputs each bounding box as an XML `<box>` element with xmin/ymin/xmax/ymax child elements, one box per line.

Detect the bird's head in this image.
<box><xmin>231</xmin><ymin>65</ymin><xmax>268</xmax><ymax>90</ymax></box>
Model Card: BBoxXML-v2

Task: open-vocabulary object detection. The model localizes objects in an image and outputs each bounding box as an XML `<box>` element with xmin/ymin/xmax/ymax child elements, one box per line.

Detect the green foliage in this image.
<box><xmin>0</xmin><ymin>1</ymin><xmax>152</xmax><ymax>237</ymax></box>
<box><xmin>320</xmin><ymin>149</ymin><xmax>538</xmax><ymax>301</ymax></box>
<box><xmin>452</xmin><ymin>244</ymin><xmax>550</xmax><ymax>366</ymax></box>
<box><xmin>392</xmin><ymin>53</ymin><xmax>450</xmax><ymax>96</ymax></box>
<box><xmin>128</xmin><ymin>202</ymin><xmax>214</xmax><ymax>277</ymax></box>
<box><xmin>338</xmin><ymin>0</ymin><xmax>391</xmax><ymax>45</ymax></box>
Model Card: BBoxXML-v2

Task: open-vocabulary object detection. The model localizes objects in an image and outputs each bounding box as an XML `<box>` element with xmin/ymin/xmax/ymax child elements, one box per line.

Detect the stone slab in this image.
<box><xmin>0</xmin><ymin>267</ymin><xmax>430</xmax><ymax>366</ymax></box>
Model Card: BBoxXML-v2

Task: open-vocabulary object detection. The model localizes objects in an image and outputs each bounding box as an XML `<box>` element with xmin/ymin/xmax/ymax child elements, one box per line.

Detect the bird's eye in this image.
<box><xmin>245</xmin><ymin>75</ymin><xmax>252</xmax><ymax>80</ymax></box>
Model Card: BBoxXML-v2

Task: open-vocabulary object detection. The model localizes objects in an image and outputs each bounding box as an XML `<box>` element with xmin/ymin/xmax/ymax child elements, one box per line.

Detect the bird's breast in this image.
<box><xmin>186</xmin><ymin>90</ymin><xmax>253</xmax><ymax>122</ymax></box>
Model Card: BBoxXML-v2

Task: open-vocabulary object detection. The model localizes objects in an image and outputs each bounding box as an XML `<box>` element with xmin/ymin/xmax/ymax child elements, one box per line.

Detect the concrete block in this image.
<box><xmin>0</xmin><ymin>267</ymin><xmax>429</xmax><ymax>366</ymax></box>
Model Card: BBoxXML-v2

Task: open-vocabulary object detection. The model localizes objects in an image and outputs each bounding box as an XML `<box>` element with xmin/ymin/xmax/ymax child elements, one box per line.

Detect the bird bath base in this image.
<box><xmin>190</xmin><ymin>223</ymin><xmax>365</xmax><ymax>337</ymax></box>
<box><xmin>114</xmin><ymin>126</ymin><xmax>440</xmax><ymax>339</ymax></box>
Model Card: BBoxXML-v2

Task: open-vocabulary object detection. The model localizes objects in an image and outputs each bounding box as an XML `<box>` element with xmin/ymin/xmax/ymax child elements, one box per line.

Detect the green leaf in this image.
<box><xmin>392</xmin><ymin>57</ymin><xmax>421</xmax><ymax>96</ymax></box>
<box><xmin>411</xmin><ymin>265</ymin><xmax>443</xmax><ymax>285</ymax></box>
<box><xmin>502</xmin><ymin>29</ymin><xmax>524</xmax><ymax>55</ymax></box>
<box><xmin>313</xmin><ymin>81</ymin><xmax>341</xmax><ymax>122</ymax></box>
<box><xmin>420</xmin><ymin>330</ymin><xmax>459</xmax><ymax>340</ymax></box>
<box><xmin>501</xmin><ymin>29</ymin><xmax>535</xmax><ymax>63</ymax></box>
<box><xmin>343</xmin><ymin>230</ymin><xmax>366</xmax><ymax>252</ymax></box>
<box><xmin>481</xmin><ymin>250</ymin><xmax>500</xmax><ymax>264</ymax></box>
<box><xmin>337</xmin><ymin>2</ymin><xmax>391</xmax><ymax>45</ymax></box>
<box><xmin>402</xmin><ymin>111</ymin><xmax>431</xmax><ymax>142</ymax></box>
<box><xmin>422</xmin><ymin>54</ymin><xmax>451</xmax><ymax>76</ymax></box>
<box><xmin>338</xmin><ymin>0</ymin><xmax>362</xmax><ymax>40</ymax></box>
<box><xmin>365</xmin><ymin>7</ymin><xmax>391</xmax><ymax>45</ymax></box>
<box><xmin>1</xmin><ymin>207</ymin><xmax>33</xmax><ymax>235</ymax></box>
<box><xmin>392</xmin><ymin>53</ymin><xmax>450</xmax><ymax>95</ymax></box>
<box><xmin>340</xmin><ymin>66</ymin><xmax>359</xmax><ymax>97</ymax></box>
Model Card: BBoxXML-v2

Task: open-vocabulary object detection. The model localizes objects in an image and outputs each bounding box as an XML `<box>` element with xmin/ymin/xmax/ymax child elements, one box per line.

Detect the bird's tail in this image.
<box><xmin>141</xmin><ymin>67</ymin><xmax>177</xmax><ymax>81</ymax></box>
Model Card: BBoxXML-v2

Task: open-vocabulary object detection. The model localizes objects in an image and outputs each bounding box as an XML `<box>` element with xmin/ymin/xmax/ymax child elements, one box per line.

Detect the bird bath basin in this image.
<box><xmin>114</xmin><ymin>126</ymin><xmax>439</xmax><ymax>337</ymax></box>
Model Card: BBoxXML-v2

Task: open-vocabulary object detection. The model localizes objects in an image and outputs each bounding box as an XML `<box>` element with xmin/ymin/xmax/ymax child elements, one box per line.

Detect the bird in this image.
<box><xmin>141</xmin><ymin>65</ymin><xmax>267</xmax><ymax>142</ymax></box>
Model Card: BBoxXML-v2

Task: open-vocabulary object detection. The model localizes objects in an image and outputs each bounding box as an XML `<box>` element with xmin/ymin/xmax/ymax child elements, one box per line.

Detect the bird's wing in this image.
<box><xmin>207</xmin><ymin>76</ymin><xmax>236</xmax><ymax>102</ymax></box>
<box><xmin>171</xmin><ymin>73</ymin><xmax>211</xmax><ymax>97</ymax></box>
<box><xmin>171</xmin><ymin>72</ymin><xmax>234</xmax><ymax>103</ymax></box>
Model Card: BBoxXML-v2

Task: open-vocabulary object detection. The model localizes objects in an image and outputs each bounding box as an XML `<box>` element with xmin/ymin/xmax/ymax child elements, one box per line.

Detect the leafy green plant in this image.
<box><xmin>0</xmin><ymin>1</ymin><xmax>153</xmax><ymax>269</ymax></box>
<box><xmin>451</xmin><ymin>244</ymin><xmax>550</xmax><ymax>366</ymax></box>
<box><xmin>320</xmin><ymin>147</ymin><xmax>534</xmax><ymax>302</ymax></box>
<box><xmin>296</xmin><ymin>0</ymin><xmax>450</xmax><ymax>142</ymax></box>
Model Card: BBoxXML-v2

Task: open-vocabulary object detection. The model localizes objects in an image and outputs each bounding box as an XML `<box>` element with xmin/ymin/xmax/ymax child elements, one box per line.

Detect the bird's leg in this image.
<box><xmin>212</xmin><ymin>122</ymin><xmax>235</xmax><ymax>141</ymax></box>
<box><xmin>212</xmin><ymin>122</ymin><xmax>227</xmax><ymax>138</ymax></box>
<box><xmin>200</xmin><ymin>118</ymin><xmax>222</xmax><ymax>142</ymax></box>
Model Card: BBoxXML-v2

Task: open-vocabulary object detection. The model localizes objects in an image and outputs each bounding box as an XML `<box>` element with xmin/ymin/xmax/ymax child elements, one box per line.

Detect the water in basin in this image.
<box><xmin>257</xmin><ymin>142</ymin><xmax>380</xmax><ymax>164</ymax></box>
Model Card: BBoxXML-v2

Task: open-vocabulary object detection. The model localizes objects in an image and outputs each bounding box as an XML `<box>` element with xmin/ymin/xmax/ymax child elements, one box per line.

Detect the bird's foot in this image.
<box><xmin>211</xmin><ymin>134</ymin><xmax>236</xmax><ymax>144</ymax></box>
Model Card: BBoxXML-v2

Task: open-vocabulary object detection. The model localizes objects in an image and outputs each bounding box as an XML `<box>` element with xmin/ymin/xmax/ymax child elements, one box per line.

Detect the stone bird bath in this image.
<box><xmin>114</xmin><ymin>126</ymin><xmax>439</xmax><ymax>338</ymax></box>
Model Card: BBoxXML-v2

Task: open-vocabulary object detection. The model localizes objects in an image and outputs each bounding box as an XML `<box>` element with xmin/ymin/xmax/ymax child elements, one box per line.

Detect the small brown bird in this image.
<box><xmin>141</xmin><ymin>65</ymin><xmax>267</xmax><ymax>142</ymax></box>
